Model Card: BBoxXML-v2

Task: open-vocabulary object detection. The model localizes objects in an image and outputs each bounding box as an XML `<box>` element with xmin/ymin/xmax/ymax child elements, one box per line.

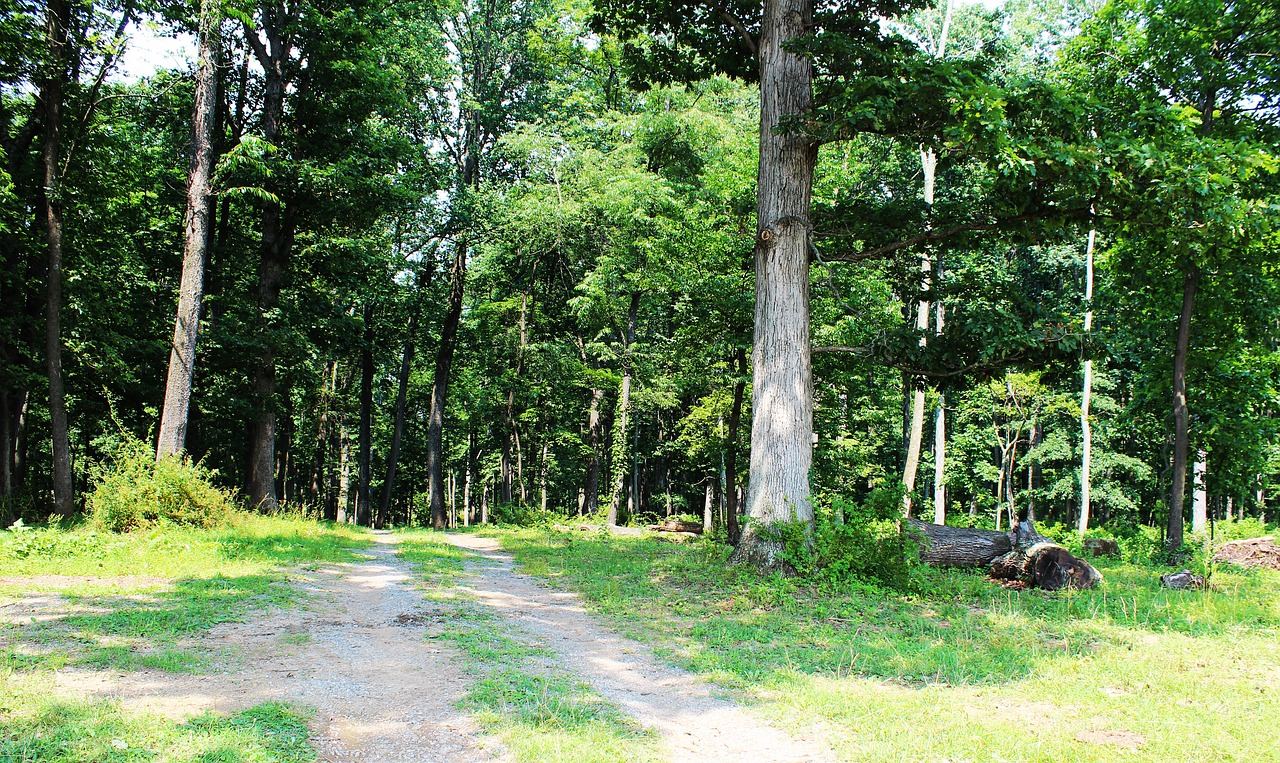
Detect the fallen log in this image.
<box><xmin>647</xmin><ymin>519</ymin><xmax>703</xmax><ymax>535</ymax></box>
<box><xmin>909</xmin><ymin>517</ymin><xmax>1101</xmax><ymax>590</ymax></box>
<box><xmin>907</xmin><ymin>518</ymin><xmax>1011</xmax><ymax>567</ymax></box>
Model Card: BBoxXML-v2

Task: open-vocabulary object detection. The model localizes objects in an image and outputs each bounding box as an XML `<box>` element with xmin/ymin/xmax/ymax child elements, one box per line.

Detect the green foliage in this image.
<box><xmin>87</xmin><ymin>435</ymin><xmax>237</xmax><ymax>533</ymax></box>
<box><xmin>809</xmin><ymin>486</ymin><xmax>925</xmax><ymax>590</ymax></box>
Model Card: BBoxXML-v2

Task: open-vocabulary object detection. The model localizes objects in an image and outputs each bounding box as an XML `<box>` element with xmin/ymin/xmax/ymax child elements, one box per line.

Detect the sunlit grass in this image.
<box><xmin>396</xmin><ymin>529</ymin><xmax>664</xmax><ymax>763</ymax></box>
<box><xmin>483</xmin><ymin>526</ymin><xmax>1280</xmax><ymax>763</ymax></box>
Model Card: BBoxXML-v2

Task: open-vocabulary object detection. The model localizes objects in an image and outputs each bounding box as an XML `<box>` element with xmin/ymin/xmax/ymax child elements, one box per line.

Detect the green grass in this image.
<box><xmin>481</xmin><ymin>526</ymin><xmax>1280</xmax><ymax>763</ymax></box>
<box><xmin>0</xmin><ymin>516</ymin><xmax>370</xmax><ymax>675</ymax></box>
<box><xmin>0</xmin><ymin>672</ymin><xmax>314</xmax><ymax>763</ymax></box>
<box><xmin>0</xmin><ymin>515</ymin><xmax>370</xmax><ymax>763</ymax></box>
<box><xmin>395</xmin><ymin>530</ymin><xmax>663</xmax><ymax>763</ymax></box>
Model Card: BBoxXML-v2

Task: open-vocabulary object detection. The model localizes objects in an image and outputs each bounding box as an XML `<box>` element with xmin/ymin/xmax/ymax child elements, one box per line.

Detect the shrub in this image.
<box><xmin>88</xmin><ymin>436</ymin><xmax>237</xmax><ymax>532</ymax></box>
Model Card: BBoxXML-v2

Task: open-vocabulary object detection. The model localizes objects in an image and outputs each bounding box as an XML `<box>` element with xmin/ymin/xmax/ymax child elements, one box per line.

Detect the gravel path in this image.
<box><xmin>444</xmin><ymin>533</ymin><xmax>833</xmax><ymax>763</ymax></box>
<box><xmin>51</xmin><ymin>532</ymin><xmax>494</xmax><ymax>763</ymax></box>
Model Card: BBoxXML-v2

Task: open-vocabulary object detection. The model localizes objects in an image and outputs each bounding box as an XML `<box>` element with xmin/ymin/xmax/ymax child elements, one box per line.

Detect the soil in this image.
<box><xmin>444</xmin><ymin>533</ymin><xmax>832</xmax><ymax>763</ymax></box>
<box><xmin>18</xmin><ymin>531</ymin><xmax>833</xmax><ymax>763</ymax></box>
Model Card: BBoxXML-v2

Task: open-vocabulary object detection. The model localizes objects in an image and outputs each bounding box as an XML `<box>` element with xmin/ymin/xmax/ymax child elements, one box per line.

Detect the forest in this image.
<box><xmin>4</xmin><ymin>0</ymin><xmax>1278</xmax><ymax>559</ymax></box>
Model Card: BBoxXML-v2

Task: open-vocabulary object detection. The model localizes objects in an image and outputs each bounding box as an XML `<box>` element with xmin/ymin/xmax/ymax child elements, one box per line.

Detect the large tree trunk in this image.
<box><xmin>427</xmin><ymin>242</ymin><xmax>467</xmax><ymax>530</ymax></box>
<box><xmin>607</xmin><ymin>292</ymin><xmax>640</xmax><ymax>526</ymax></box>
<box><xmin>725</xmin><ymin>347</ymin><xmax>746</xmax><ymax>545</ymax></box>
<box><xmin>156</xmin><ymin>0</ymin><xmax>219</xmax><ymax>459</ymax></box>
<box><xmin>41</xmin><ymin>0</ymin><xmax>74</xmax><ymax>519</ymax></box>
<box><xmin>731</xmin><ymin>0</ymin><xmax>817</xmax><ymax>571</ymax></box>
<box><xmin>356</xmin><ymin>303</ymin><xmax>374</xmax><ymax>526</ymax></box>
<box><xmin>908</xmin><ymin>518</ymin><xmax>1012</xmax><ymax>567</ymax></box>
<box><xmin>1079</xmin><ymin>224</ymin><xmax>1096</xmax><ymax>535</ymax></box>
<box><xmin>1168</xmin><ymin>266</ymin><xmax>1197</xmax><ymax>550</ymax></box>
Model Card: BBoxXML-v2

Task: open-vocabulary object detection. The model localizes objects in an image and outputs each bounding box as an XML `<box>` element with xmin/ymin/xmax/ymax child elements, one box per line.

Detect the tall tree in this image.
<box><xmin>156</xmin><ymin>0</ymin><xmax>220</xmax><ymax>458</ymax></box>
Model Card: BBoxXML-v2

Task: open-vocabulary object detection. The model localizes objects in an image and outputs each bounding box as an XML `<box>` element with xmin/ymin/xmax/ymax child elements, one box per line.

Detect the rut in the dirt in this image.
<box><xmin>444</xmin><ymin>533</ymin><xmax>833</xmax><ymax>763</ymax></box>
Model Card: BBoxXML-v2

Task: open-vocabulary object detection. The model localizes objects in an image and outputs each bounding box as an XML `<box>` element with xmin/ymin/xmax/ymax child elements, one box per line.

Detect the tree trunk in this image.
<box><xmin>40</xmin><ymin>0</ymin><xmax>74</xmax><ymax>519</ymax></box>
<box><xmin>583</xmin><ymin>384</ymin><xmax>604</xmax><ymax>517</ymax></box>
<box><xmin>908</xmin><ymin>518</ymin><xmax>1011</xmax><ymax>567</ymax></box>
<box><xmin>428</xmin><ymin>242</ymin><xmax>467</xmax><ymax>529</ymax></box>
<box><xmin>156</xmin><ymin>0</ymin><xmax>219</xmax><ymax>459</ymax></box>
<box><xmin>933</xmin><ymin>398</ymin><xmax>945</xmax><ymax>524</ymax></box>
<box><xmin>356</xmin><ymin>303</ymin><xmax>374</xmax><ymax>526</ymax></box>
<box><xmin>336</xmin><ymin>424</ymin><xmax>350</xmax><ymax>523</ymax></box>
<box><xmin>1078</xmin><ymin>224</ymin><xmax>1096</xmax><ymax>534</ymax></box>
<box><xmin>731</xmin><ymin>0</ymin><xmax>817</xmax><ymax>570</ymax></box>
<box><xmin>703</xmin><ymin>482</ymin><xmax>714</xmax><ymax>534</ymax></box>
<box><xmin>1192</xmin><ymin>450</ymin><xmax>1208</xmax><ymax>535</ymax></box>
<box><xmin>379</xmin><ymin>258</ymin><xmax>430</xmax><ymax>529</ymax></box>
<box><xmin>1168</xmin><ymin>266</ymin><xmax>1198</xmax><ymax>550</ymax></box>
<box><xmin>607</xmin><ymin>292</ymin><xmax>640</xmax><ymax>526</ymax></box>
<box><xmin>726</xmin><ymin>347</ymin><xmax>746</xmax><ymax>545</ymax></box>
<box><xmin>309</xmin><ymin>360</ymin><xmax>337</xmax><ymax>510</ymax></box>
<box><xmin>245</xmin><ymin>22</ymin><xmax>291</xmax><ymax>512</ymax></box>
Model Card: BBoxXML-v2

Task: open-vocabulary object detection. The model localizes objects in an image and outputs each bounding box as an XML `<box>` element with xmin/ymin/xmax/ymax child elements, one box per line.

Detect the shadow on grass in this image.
<box><xmin>0</xmin><ymin>694</ymin><xmax>314</xmax><ymax>763</ymax></box>
<box><xmin>7</xmin><ymin>574</ymin><xmax>293</xmax><ymax>674</ymax></box>
<box><xmin>493</xmin><ymin>529</ymin><xmax>1280</xmax><ymax>688</ymax></box>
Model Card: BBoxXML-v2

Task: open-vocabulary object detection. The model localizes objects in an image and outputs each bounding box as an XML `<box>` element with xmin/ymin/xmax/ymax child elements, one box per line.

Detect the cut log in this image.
<box><xmin>909</xmin><ymin>518</ymin><xmax>1101</xmax><ymax>590</ymax></box>
<box><xmin>1211</xmin><ymin>536</ymin><xmax>1280</xmax><ymax>571</ymax></box>
<box><xmin>907</xmin><ymin>518</ymin><xmax>1011</xmax><ymax>567</ymax></box>
<box><xmin>989</xmin><ymin>520</ymin><xmax>1102</xmax><ymax>591</ymax></box>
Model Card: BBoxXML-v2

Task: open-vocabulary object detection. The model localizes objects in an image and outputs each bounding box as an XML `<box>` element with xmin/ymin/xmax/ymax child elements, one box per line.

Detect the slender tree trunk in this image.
<box><xmin>933</xmin><ymin>398</ymin><xmax>945</xmax><ymax>524</ymax></box>
<box><xmin>1192</xmin><ymin>450</ymin><xmax>1208</xmax><ymax>535</ymax></box>
<box><xmin>356</xmin><ymin>303</ymin><xmax>374</xmax><ymax>526</ymax></box>
<box><xmin>156</xmin><ymin>0</ymin><xmax>219</xmax><ymax>459</ymax></box>
<box><xmin>40</xmin><ymin>0</ymin><xmax>74</xmax><ymax>519</ymax></box>
<box><xmin>903</xmin><ymin>146</ymin><xmax>937</xmax><ymax>517</ymax></box>
<box><xmin>1079</xmin><ymin>224</ymin><xmax>1097</xmax><ymax>534</ymax></box>
<box><xmin>462</xmin><ymin>435</ymin><xmax>473</xmax><ymax>526</ymax></box>
<box><xmin>607</xmin><ymin>292</ymin><xmax>640</xmax><ymax>526</ymax></box>
<box><xmin>428</xmin><ymin>241</ymin><xmax>467</xmax><ymax>529</ymax></box>
<box><xmin>732</xmin><ymin>0</ymin><xmax>816</xmax><ymax>570</ymax></box>
<box><xmin>0</xmin><ymin>393</ymin><xmax>9</xmax><ymax>497</ymax></box>
<box><xmin>309</xmin><ymin>360</ymin><xmax>337</xmax><ymax>509</ymax></box>
<box><xmin>336</xmin><ymin>424</ymin><xmax>350</xmax><ymax>523</ymax></box>
<box><xmin>539</xmin><ymin>441</ymin><xmax>549</xmax><ymax>513</ymax></box>
<box><xmin>379</xmin><ymin>255</ymin><xmax>430</xmax><ymax>528</ymax></box>
<box><xmin>726</xmin><ymin>347</ymin><xmax>746</xmax><ymax>545</ymax></box>
<box><xmin>1168</xmin><ymin>266</ymin><xmax>1198</xmax><ymax>550</ymax></box>
<box><xmin>583</xmin><ymin>385</ymin><xmax>604</xmax><ymax>516</ymax></box>
<box><xmin>245</xmin><ymin>25</ymin><xmax>291</xmax><ymax>512</ymax></box>
<box><xmin>703</xmin><ymin>482</ymin><xmax>714</xmax><ymax>534</ymax></box>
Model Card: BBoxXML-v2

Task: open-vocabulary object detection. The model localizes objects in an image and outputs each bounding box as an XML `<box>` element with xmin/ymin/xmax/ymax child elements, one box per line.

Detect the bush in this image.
<box><xmin>88</xmin><ymin>436</ymin><xmax>237</xmax><ymax>532</ymax></box>
<box><xmin>773</xmin><ymin>485</ymin><xmax>923</xmax><ymax>590</ymax></box>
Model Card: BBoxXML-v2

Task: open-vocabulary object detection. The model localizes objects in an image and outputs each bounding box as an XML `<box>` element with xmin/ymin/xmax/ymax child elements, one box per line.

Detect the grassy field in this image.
<box><xmin>482</xmin><ymin>526</ymin><xmax>1280</xmax><ymax>763</ymax></box>
<box><xmin>0</xmin><ymin>514</ymin><xmax>368</xmax><ymax>762</ymax></box>
<box><xmin>395</xmin><ymin>530</ymin><xmax>664</xmax><ymax>763</ymax></box>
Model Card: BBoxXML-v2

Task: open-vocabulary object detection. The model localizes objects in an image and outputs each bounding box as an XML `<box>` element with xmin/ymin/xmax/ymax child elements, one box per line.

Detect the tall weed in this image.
<box><xmin>88</xmin><ymin>435</ymin><xmax>237</xmax><ymax>532</ymax></box>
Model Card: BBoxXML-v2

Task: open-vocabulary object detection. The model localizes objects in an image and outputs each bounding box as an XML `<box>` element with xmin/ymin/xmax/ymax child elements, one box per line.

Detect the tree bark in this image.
<box><xmin>156</xmin><ymin>0</ymin><xmax>219</xmax><ymax>459</ymax></box>
<box><xmin>428</xmin><ymin>242</ymin><xmax>467</xmax><ymax>529</ymax></box>
<box><xmin>1192</xmin><ymin>450</ymin><xmax>1208</xmax><ymax>535</ymax></box>
<box><xmin>607</xmin><ymin>292</ymin><xmax>640</xmax><ymax>526</ymax></box>
<box><xmin>1079</xmin><ymin>224</ymin><xmax>1096</xmax><ymax>535</ymax></box>
<box><xmin>583</xmin><ymin>384</ymin><xmax>604</xmax><ymax>517</ymax></box>
<box><xmin>910</xmin><ymin>518</ymin><xmax>1101</xmax><ymax>590</ymax></box>
<box><xmin>731</xmin><ymin>0</ymin><xmax>817</xmax><ymax>570</ymax></box>
<box><xmin>40</xmin><ymin>0</ymin><xmax>74</xmax><ymax>519</ymax></box>
<box><xmin>356</xmin><ymin>303</ymin><xmax>374</xmax><ymax>526</ymax></box>
<box><xmin>725</xmin><ymin>347</ymin><xmax>746</xmax><ymax>545</ymax></box>
<box><xmin>908</xmin><ymin>518</ymin><xmax>1011</xmax><ymax>567</ymax></box>
<box><xmin>1168</xmin><ymin>266</ymin><xmax>1198</xmax><ymax>550</ymax></box>
<box><xmin>245</xmin><ymin>16</ymin><xmax>292</xmax><ymax>512</ymax></box>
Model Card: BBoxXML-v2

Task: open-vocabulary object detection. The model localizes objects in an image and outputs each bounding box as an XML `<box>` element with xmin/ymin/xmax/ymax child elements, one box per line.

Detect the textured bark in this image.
<box><xmin>607</xmin><ymin>292</ymin><xmax>640</xmax><ymax>526</ymax></box>
<box><xmin>582</xmin><ymin>384</ymin><xmax>604</xmax><ymax>517</ymax></box>
<box><xmin>356</xmin><ymin>304</ymin><xmax>374</xmax><ymax>527</ymax></box>
<box><xmin>989</xmin><ymin>519</ymin><xmax>1102</xmax><ymax>590</ymax></box>
<box><xmin>40</xmin><ymin>0</ymin><xmax>74</xmax><ymax>519</ymax></box>
<box><xmin>1168</xmin><ymin>266</ymin><xmax>1198</xmax><ymax>550</ymax></box>
<box><xmin>427</xmin><ymin>242</ymin><xmax>467</xmax><ymax>530</ymax></box>
<box><xmin>731</xmin><ymin>0</ymin><xmax>817</xmax><ymax>570</ymax></box>
<box><xmin>908</xmin><ymin>518</ymin><xmax>1011</xmax><ymax>567</ymax></box>
<box><xmin>156</xmin><ymin>0</ymin><xmax>219</xmax><ymax>459</ymax></box>
<box><xmin>725</xmin><ymin>347</ymin><xmax>746</xmax><ymax>545</ymax></box>
<box><xmin>933</xmin><ymin>399</ymin><xmax>945</xmax><ymax>524</ymax></box>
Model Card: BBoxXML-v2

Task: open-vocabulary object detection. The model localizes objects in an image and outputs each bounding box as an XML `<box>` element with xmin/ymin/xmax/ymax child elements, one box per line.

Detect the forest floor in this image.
<box><xmin>3</xmin><ymin>517</ymin><xmax>1278</xmax><ymax>762</ymax></box>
